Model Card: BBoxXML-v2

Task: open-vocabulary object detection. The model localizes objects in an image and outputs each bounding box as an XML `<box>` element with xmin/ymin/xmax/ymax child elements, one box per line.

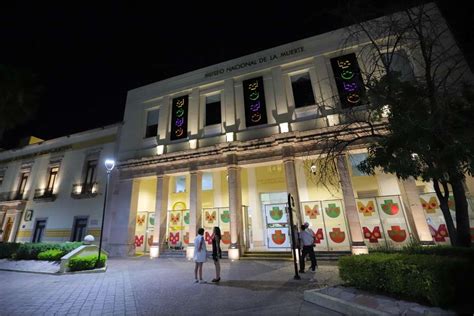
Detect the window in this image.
<box><xmin>71</xmin><ymin>217</ymin><xmax>88</xmax><ymax>242</ymax></box>
<box><xmin>349</xmin><ymin>153</ymin><xmax>369</xmax><ymax>176</ymax></box>
<box><xmin>32</xmin><ymin>219</ymin><xmax>46</xmax><ymax>243</ymax></box>
<box><xmin>175</xmin><ymin>176</ymin><xmax>186</xmax><ymax>193</ymax></box>
<box><xmin>83</xmin><ymin>159</ymin><xmax>97</xmax><ymax>193</ymax></box>
<box><xmin>16</xmin><ymin>171</ymin><xmax>29</xmax><ymax>199</ymax></box>
<box><xmin>291</xmin><ymin>72</ymin><xmax>316</xmax><ymax>108</ymax></box>
<box><xmin>205</xmin><ymin>95</ymin><xmax>222</xmax><ymax>126</ymax></box>
<box><xmin>202</xmin><ymin>173</ymin><xmax>213</xmax><ymax>191</ymax></box>
<box><xmin>382</xmin><ymin>50</ymin><xmax>415</xmax><ymax>81</ymax></box>
<box><xmin>0</xmin><ymin>169</ymin><xmax>4</xmax><ymax>186</ymax></box>
<box><xmin>46</xmin><ymin>166</ymin><xmax>59</xmax><ymax>194</ymax></box>
<box><xmin>145</xmin><ymin>109</ymin><xmax>159</xmax><ymax>138</ymax></box>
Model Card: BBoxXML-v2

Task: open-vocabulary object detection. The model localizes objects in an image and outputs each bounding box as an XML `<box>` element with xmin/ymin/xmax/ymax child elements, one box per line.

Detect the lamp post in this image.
<box><xmin>97</xmin><ymin>159</ymin><xmax>115</xmax><ymax>268</ymax></box>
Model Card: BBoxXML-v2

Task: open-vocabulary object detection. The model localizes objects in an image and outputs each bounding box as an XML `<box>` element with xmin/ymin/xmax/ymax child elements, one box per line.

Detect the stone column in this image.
<box><xmin>283</xmin><ymin>154</ymin><xmax>302</xmax><ymax>225</ymax></box>
<box><xmin>399</xmin><ymin>177</ymin><xmax>434</xmax><ymax>244</ymax></box>
<box><xmin>336</xmin><ymin>155</ymin><xmax>368</xmax><ymax>254</ymax></box>
<box><xmin>0</xmin><ymin>213</ymin><xmax>10</xmax><ymax>242</ymax></box>
<box><xmin>106</xmin><ymin>178</ymin><xmax>139</xmax><ymax>257</ymax></box>
<box><xmin>150</xmin><ymin>175</ymin><xmax>170</xmax><ymax>258</ymax></box>
<box><xmin>186</xmin><ymin>171</ymin><xmax>202</xmax><ymax>259</ymax></box>
<box><xmin>8</xmin><ymin>210</ymin><xmax>23</xmax><ymax>242</ymax></box>
<box><xmin>228</xmin><ymin>164</ymin><xmax>243</xmax><ymax>260</ymax></box>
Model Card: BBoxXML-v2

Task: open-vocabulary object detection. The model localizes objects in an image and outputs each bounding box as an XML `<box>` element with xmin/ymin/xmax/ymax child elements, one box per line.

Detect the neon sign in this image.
<box><xmin>243</xmin><ymin>77</ymin><xmax>268</xmax><ymax>127</ymax></box>
<box><xmin>170</xmin><ymin>95</ymin><xmax>188</xmax><ymax>140</ymax></box>
<box><xmin>330</xmin><ymin>53</ymin><xmax>365</xmax><ymax>109</ymax></box>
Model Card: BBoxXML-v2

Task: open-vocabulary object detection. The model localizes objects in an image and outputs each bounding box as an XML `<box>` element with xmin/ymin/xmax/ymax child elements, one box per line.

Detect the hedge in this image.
<box><xmin>11</xmin><ymin>242</ymin><xmax>83</xmax><ymax>260</ymax></box>
<box><xmin>0</xmin><ymin>243</ymin><xmax>20</xmax><ymax>259</ymax></box>
<box><xmin>339</xmin><ymin>253</ymin><xmax>474</xmax><ymax>309</ymax></box>
<box><xmin>372</xmin><ymin>244</ymin><xmax>474</xmax><ymax>261</ymax></box>
<box><xmin>37</xmin><ymin>249</ymin><xmax>66</xmax><ymax>261</ymax></box>
<box><xmin>68</xmin><ymin>253</ymin><xmax>107</xmax><ymax>271</ymax></box>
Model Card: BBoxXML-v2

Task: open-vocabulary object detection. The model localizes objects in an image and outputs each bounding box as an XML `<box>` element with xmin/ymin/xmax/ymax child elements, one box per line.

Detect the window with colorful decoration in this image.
<box><xmin>242</xmin><ymin>76</ymin><xmax>268</xmax><ymax>127</ymax></box>
<box><xmin>330</xmin><ymin>53</ymin><xmax>366</xmax><ymax>109</ymax></box>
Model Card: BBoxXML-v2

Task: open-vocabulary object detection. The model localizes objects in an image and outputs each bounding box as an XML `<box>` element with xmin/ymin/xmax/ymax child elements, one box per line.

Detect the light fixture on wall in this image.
<box><xmin>310</xmin><ymin>163</ymin><xmax>317</xmax><ymax>175</ymax></box>
<box><xmin>279</xmin><ymin>122</ymin><xmax>289</xmax><ymax>133</ymax></box>
<box><xmin>189</xmin><ymin>139</ymin><xmax>197</xmax><ymax>149</ymax></box>
<box><xmin>226</xmin><ymin>132</ymin><xmax>234</xmax><ymax>142</ymax></box>
<box><xmin>156</xmin><ymin>145</ymin><xmax>164</xmax><ymax>155</ymax></box>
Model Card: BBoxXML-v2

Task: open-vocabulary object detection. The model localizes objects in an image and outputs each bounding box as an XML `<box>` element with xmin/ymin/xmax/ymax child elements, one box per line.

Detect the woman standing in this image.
<box><xmin>211</xmin><ymin>226</ymin><xmax>222</xmax><ymax>283</ymax></box>
<box><xmin>193</xmin><ymin>228</ymin><xmax>207</xmax><ymax>283</ymax></box>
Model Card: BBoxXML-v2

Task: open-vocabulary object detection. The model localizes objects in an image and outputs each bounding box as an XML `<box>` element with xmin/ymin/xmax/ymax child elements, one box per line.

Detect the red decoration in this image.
<box><xmin>387</xmin><ymin>226</ymin><xmax>407</xmax><ymax>242</ymax></box>
<box><xmin>205</xmin><ymin>231</ymin><xmax>213</xmax><ymax>245</ymax></box>
<box><xmin>184</xmin><ymin>232</ymin><xmax>189</xmax><ymax>244</ymax></box>
<box><xmin>329</xmin><ymin>228</ymin><xmax>345</xmax><ymax>243</ymax></box>
<box><xmin>169</xmin><ymin>232</ymin><xmax>180</xmax><ymax>245</ymax></box>
<box><xmin>429</xmin><ymin>224</ymin><xmax>448</xmax><ymax>242</ymax></box>
<box><xmin>313</xmin><ymin>228</ymin><xmax>324</xmax><ymax>244</ymax></box>
<box><xmin>222</xmin><ymin>231</ymin><xmax>231</xmax><ymax>244</ymax></box>
<box><xmin>362</xmin><ymin>226</ymin><xmax>382</xmax><ymax>243</ymax></box>
<box><xmin>272</xmin><ymin>230</ymin><xmax>286</xmax><ymax>245</ymax></box>
<box><xmin>134</xmin><ymin>235</ymin><xmax>144</xmax><ymax>247</ymax></box>
<box><xmin>147</xmin><ymin>235</ymin><xmax>153</xmax><ymax>247</ymax></box>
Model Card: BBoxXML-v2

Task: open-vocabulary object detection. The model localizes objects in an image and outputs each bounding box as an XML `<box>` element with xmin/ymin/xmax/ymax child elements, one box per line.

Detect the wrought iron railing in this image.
<box><xmin>33</xmin><ymin>188</ymin><xmax>56</xmax><ymax>201</ymax></box>
<box><xmin>71</xmin><ymin>182</ymin><xmax>99</xmax><ymax>199</ymax></box>
<box><xmin>0</xmin><ymin>190</ymin><xmax>30</xmax><ymax>202</ymax></box>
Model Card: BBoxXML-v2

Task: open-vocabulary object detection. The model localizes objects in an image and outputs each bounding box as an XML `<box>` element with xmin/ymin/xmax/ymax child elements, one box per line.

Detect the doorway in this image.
<box><xmin>260</xmin><ymin>192</ymin><xmax>290</xmax><ymax>251</ymax></box>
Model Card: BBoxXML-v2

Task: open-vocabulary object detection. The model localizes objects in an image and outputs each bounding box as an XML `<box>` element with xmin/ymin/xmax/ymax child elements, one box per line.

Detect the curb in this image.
<box><xmin>304</xmin><ymin>288</ymin><xmax>390</xmax><ymax>316</ymax></box>
<box><xmin>0</xmin><ymin>268</ymin><xmax>60</xmax><ymax>275</ymax></box>
<box><xmin>0</xmin><ymin>265</ymin><xmax>107</xmax><ymax>275</ymax></box>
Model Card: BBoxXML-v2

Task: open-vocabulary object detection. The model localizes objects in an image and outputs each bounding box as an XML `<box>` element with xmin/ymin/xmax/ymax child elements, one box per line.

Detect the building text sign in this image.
<box><xmin>330</xmin><ymin>53</ymin><xmax>365</xmax><ymax>109</ymax></box>
<box><xmin>170</xmin><ymin>95</ymin><xmax>188</xmax><ymax>141</ymax></box>
<box><xmin>243</xmin><ymin>77</ymin><xmax>268</xmax><ymax>127</ymax></box>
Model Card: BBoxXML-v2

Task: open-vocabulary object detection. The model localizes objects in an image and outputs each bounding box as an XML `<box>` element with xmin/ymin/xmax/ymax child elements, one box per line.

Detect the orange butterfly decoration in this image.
<box><xmin>357</xmin><ymin>201</ymin><xmax>375</xmax><ymax>216</ymax></box>
<box><xmin>420</xmin><ymin>197</ymin><xmax>438</xmax><ymax>214</ymax></box>
<box><xmin>304</xmin><ymin>205</ymin><xmax>319</xmax><ymax>219</ymax></box>
<box><xmin>205</xmin><ymin>211</ymin><xmax>216</xmax><ymax>223</ymax></box>
<box><xmin>136</xmin><ymin>215</ymin><xmax>145</xmax><ymax>225</ymax></box>
<box><xmin>170</xmin><ymin>213</ymin><xmax>180</xmax><ymax>225</ymax></box>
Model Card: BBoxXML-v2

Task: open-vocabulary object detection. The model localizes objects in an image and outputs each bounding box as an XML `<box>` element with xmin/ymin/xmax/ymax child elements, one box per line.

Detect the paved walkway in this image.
<box><xmin>0</xmin><ymin>257</ymin><xmax>341</xmax><ymax>315</ymax></box>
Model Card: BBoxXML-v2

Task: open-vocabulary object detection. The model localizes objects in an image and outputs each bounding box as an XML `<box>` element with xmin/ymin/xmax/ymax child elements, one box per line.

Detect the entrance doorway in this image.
<box><xmin>260</xmin><ymin>192</ymin><xmax>290</xmax><ymax>251</ymax></box>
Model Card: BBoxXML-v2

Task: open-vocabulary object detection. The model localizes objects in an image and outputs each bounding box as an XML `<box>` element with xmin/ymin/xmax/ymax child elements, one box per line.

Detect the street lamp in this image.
<box><xmin>97</xmin><ymin>159</ymin><xmax>115</xmax><ymax>268</ymax></box>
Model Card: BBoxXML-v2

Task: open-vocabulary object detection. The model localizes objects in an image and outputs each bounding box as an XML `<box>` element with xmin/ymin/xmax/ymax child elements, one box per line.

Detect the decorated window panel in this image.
<box><xmin>218</xmin><ymin>208</ymin><xmax>231</xmax><ymax>250</ymax></box>
<box><xmin>376</xmin><ymin>196</ymin><xmax>411</xmax><ymax>247</ymax></box>
<box><xmin>134</xmin><ymin>212</ymin><xmax>148</xmax><ymax>252</ymax></box>
<box><xmin>301</xmin><ymin>201</ymin><xmax>329</xmax><ymax>251</ymax></box>
<box><xmin>321</xmin><ymin>200</ymin><xmax>351</xmax><ymax>251</ymax></box>
<box><xmin>356</xmin><ymin>198</ymin><xmax>387</xmax><ymax>248</ymax></box>
<box><xmin>419</xmin><ymin>192</ymin><xmax>455</xmax><ymax>245</ymax></box>
<box><xmin>202</xmin><ymin>208</ymin><xmax>219</xmax><ymax>250</ymax></box>
<box><xmin>167</xmin><ymin>210</ymin><xmax>186</xmax><ymax>249</ymax></box>
<box><xmin>264</xmin><ymin>204</ymin><xmax>290</xmax><ymax>248</ymax></box>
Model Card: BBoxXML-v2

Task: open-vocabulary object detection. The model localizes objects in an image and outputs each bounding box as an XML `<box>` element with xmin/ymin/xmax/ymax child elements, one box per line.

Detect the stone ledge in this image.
<box><xmin>304</xmin><ymin>286</ymin><xmax>455</xmax><ymax>316</ymax></box>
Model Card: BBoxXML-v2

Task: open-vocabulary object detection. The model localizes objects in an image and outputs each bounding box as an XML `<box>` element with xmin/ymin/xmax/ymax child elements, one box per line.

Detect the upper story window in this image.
<box><xmin>205</xmin><ymin>95</ymin><xmax>222</xmax><ymax>126</ymax></box>
<box><xmin>175</xmin><ymin>176</ymin><xmax>186</xmax><ymax>193</ymax></box>
<box><xmin>46</xmin><ymin>166</ymin><xmax>59</xmax><ymax>193</ymax></box>
<box><xmin>0</xmin><ymin>169</ymin><xmax>5</xmax><ymax>187</ymax></box>
<box><xmin>145</xmin><ymin>109</ymin><xmax>159</xmax><ymax>138</ymax></box>
<box><xmin>349</xmin><ymin>153</ymin><xmax>369</xmax><ymax>176</ymax></box>
<box><xmin>202</xmin><ymin>173</ymin><xmax>213</xmax><ymax>191</ymax></box>
<box><xmin>291</xmin><ymin>72</ymin><xmax>316</xmax><ymax>108</ymax></box>
<box><xmin>17</xmin><ymin>171</ymin><xmax>29</xmax><ymax>195</ymax></box>
<box><xmin>84</xmin><ymin>159</ymin><xmax>98</xmax><ymax>187</ymax></box>
<box><xmin>330</xmin><ymin>53</ymin><xmax>365</xmax><ymax>109</ymax></box>
<box><xmin>382</xmin><ymin>50</ymin><xmax>415</xmax><ymax>82</ymax></box>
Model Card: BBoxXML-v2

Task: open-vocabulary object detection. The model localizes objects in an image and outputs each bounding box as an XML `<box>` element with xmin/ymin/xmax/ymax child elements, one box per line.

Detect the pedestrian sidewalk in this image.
<box><xmin>304</xmin><ymin>285</ymin><xmax>455</xmax><ymax>315</ymax></box>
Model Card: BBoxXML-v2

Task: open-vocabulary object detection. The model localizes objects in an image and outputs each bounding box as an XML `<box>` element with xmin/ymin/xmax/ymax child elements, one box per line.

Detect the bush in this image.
<box><xmin>68</xmin><ymin>253</ymin><xmax>107</xmax><ymax>272</ymax></box>
<box><xmin>0</xmin><ymin>243</ymin><xmax>21</xmax><ymax>259</ymax></box>
<box><xmin>372</xmin><ymin>244</ymin><xmax>474</xmax><ymax>261</ymax></box>
<box><xmin>37</xmin><ymin>249</ymin><xmax>65</xmax><ymax>261</ymax></box>
<box><xmin>12</xmin><ymin>242</ymin><xmax>83</xmax><ymax>260</ymax></box>
<box><xmin>339</xmin><ymin>253</ymin><xmax>474</xmax><ymax>309</ymax></box>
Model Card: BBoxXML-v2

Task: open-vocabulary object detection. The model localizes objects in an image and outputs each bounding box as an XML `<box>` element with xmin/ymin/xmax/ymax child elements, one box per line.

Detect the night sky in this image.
<box><xmin>1</xmin><ymin>1</ymin><xmax>472</xmax><ymax>149</ymax></box>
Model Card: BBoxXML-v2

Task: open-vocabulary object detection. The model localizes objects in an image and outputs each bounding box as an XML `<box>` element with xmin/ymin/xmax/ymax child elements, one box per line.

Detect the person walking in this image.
<box><xmin>211</xmin><ymin>226</ymin><xmax>222</xmax><ymax>283</ymax></box>
<box><xmin>299</xmin><ymin>222</ymin><xmax>317</xmax><ymax>273</ymax></box>
<box><xmin>193</xmin><ymin>228</ymin><xmax>207</xmax><ymax>283</ymax></box>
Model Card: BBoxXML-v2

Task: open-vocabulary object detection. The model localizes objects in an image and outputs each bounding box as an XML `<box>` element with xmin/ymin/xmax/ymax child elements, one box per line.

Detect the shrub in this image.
<box><xmin>68</xmin><ymin>253</ymin><xmax>107</xmax><ymax>272</ymax></box>
<box><xmin>371</xmin><ymin>244</ymin><xmax>474</xmax><ymax>261</ymax></box>
<box><xmin>339</xmin><ymin>253</ymin><xmax>474</xmax><ymax>309</ymax></box>
<box><xmin>13</xmin><ymin>242</ymin><xmax>83</xmax><ymax>260</ymax></box>
<box><xmin>37</xmin><ymin>249</ymin><xmax>65</xmax><ymax>261</ymax></box>
<box><xmin>0</xmin><ymin>243</ymin><xmax>21</xmax><ymax>259</ymax></box>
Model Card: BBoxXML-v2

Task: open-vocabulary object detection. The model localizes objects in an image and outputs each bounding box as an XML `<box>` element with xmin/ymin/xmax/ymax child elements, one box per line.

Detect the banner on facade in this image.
<box><xmin>243</xmin><ymin>76</ymin><xmax>268</xmax><ymax>127</ymax></box>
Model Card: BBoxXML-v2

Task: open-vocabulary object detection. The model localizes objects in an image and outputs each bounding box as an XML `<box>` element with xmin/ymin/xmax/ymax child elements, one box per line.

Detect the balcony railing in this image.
<box><xmin>33</xmin><ymin>188</ymin><xmax>56</xmax><ymax>202</ymax></box>
<box><xmin>0</xmin><ymin>190</ymin><xmax>30</xmax><ymax>202</ymax></box>
<box><xmin>71</xmin><ymin>182</ymin><xmax>99</xmax><ymax>199</ymax></box>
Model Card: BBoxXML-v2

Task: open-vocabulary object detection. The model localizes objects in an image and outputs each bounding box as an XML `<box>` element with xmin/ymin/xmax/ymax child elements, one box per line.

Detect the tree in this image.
<box><xmin>310</xmin><ymin>2</ymin><xmax>473</xmax><ymax>247</ymax></box>
<box><xmin>0</xmin><ymin>65</ymin><xmax>41</xmax><ymax>142</ymax></box>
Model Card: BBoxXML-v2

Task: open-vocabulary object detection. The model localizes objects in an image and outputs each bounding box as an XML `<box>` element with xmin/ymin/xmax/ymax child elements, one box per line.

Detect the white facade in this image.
<box><xmin>0</xmin><ymin>124</ymin><xmax>120</xmax><ymax>243</ymax></box>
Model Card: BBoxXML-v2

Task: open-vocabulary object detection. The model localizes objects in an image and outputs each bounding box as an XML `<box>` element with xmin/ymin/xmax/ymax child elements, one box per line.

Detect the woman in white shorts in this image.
<box><xmin>193</xmin><ymin>228</ymin><xmax>207</xmax><ymax>283</ymax></box>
